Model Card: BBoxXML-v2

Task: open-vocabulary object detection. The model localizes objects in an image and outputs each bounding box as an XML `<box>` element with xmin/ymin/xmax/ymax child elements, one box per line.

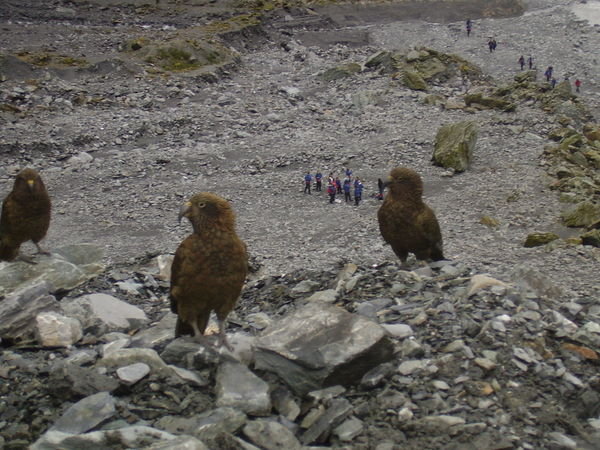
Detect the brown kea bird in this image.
<box><xmin>170</xmin><ymin>192</ymin><xmax>248</xmax><ymax>350</ymax></box>
<box><xmin>0</xmin><ymin>168</ymin><xmax>51</xmax><ymax>262</ymax></box>
<box><xmin>378</xmin><ymin>167</ymin><xmax>444</xmax><ymax>266</ymax></box>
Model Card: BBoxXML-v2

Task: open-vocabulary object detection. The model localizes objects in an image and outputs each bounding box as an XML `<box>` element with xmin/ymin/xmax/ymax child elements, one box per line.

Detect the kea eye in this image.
<box><xmin>198</xmin><ymin>202</ymin><xmax>206</xmax><ymax>208</ymax></box>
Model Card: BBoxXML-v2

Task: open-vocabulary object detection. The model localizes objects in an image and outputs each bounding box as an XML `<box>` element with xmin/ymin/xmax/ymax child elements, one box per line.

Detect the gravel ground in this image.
<box><xmin>1</xmin><ymin>0</ymin><xmax>599</xmax><ymax>293</ymax></box>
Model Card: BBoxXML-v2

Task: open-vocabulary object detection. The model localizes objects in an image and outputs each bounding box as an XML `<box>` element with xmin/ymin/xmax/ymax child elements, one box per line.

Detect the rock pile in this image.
<box><xmin>1</xmin><ymin>256</ymin><xmax>599</xmax><ymax>449</ymax></box>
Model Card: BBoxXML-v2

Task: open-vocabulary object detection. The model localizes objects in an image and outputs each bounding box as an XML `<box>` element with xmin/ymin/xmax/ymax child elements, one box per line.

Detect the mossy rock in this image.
<box><xmin>514</xmin><ymin>70</ymin><xmax>537</xmax><ymax>83</ymax></box>
<box><xmin>319</xmin><ymin>62</ymin><xmax>361</xmax><ymax>81</ymax></box>
<box><xmin>464</xmin><ymin>93</ymin><xmax>516</xmax><ymax>112</ymax></box>
<box><xmin>581</xmin><ymin>229</ymin><xmax>600</xmax><ymax>247</ymax></box>
<box><xmin>423</xmin><ymin>94</ymin><xmax>445</xmax><ymax>106</ymax></box>
<box><xmin>410</xmin><ymin>57</ymin><xmax>447</xmax><ymax>81</ymax></box>
<box><xmin>524</xmin><ymin>232</ymin><xmax>560</xmax><ymax>248</ymax></box>
<box><xmin>583</xmin><ymin>123</ymin><xmax>600</xmax><ymax>142</ymax></box>
<box><xmin>561</xmin><ymin>201</ymin><xmax>600</xmax><ymax>228</ymax></box>
<box><xmin>480</xmin><ymin>216</ymin><xmax>500</xmax><ymax>227</ymax></box>
<box><xmin>583</xmin><ymin>149</ymin><xmax>600</xmax><ymax>169</ymax></box>
<box><xmin>403</xmin><ymin>70</ymin><xmax>428</xmax><ymax>91</ymax></box>
<box><xmin>365</xmin><ymin>51</ymin><xmax>397</xmax><ymax>73</ymax></box>
<box><xmin>559</xmin><ymin>132</ymin><xmax>585</xmax><ymax>150</ymax></box>
<box><xmin>432</xmin><ymin>121</ymin><xmax>478</xmax><ymax>172</ymax></box>
<box><xmin>123</xmin><ymin>38</ymin><xmax>231</xmax><ymax>72</ymax></box>
<box><xmin>548</xmin><ymin>127</ymin><xmax>577</xmax><ymax>142</ymax></box>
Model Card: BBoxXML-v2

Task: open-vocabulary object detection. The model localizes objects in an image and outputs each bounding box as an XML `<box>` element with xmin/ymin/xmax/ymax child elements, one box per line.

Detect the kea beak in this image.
<box><xmin>178</xmin><ymin>201</ymin><xmax>191</xmax><ymax>223</ymax></box>
<box><xmin>27</xmin><ymin>179</ymin><xmax>35</xmax><ymax>192</ymax></box>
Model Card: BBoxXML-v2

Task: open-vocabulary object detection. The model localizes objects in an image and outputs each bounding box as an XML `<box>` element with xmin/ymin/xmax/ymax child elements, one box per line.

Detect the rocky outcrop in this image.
<box><xmin>432</xmin><ymin>120</ymin><xmax>478</xmax><ymax>172</ymax></box>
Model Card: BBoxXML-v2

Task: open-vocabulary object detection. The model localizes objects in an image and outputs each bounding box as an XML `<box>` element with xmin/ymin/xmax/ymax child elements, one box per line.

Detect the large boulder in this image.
<box><xmin>464</xmin><ymin>92</ymin><xmax>516</xmax><ymax>112</ymax></box>
<box><xmin>319</xmin><ymin>63</ymin><xmax>361</xmax><ymax>82</ymax></box>
<box><xmin>254</xmin><ymin>303</ymin><xmax>394</xmax><ymax>396</ymax></box>
<box><xmin>432</xmin><ymin>121</ymin><xmax>479</xmax><ymax>172</ymax></box>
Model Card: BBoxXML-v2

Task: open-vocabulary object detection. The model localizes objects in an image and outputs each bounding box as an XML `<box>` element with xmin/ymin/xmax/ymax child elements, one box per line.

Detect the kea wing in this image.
<box><xmin>415</xmin><ymin>206</ymin><xmax>444</xmax><ymax>260</ymax></box>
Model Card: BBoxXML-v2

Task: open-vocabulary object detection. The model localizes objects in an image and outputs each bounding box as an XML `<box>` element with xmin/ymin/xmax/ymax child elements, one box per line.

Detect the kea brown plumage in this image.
<box><xmin>378</xmin><ymin>167</ymin><xmax>444</xmax><ymax>266</ymax></box>
<box><xmin>0</xmin><ymin>168</ymin><xmax>51</xmax><ymax>262</ymax></box>
<box><xmin>170</xmin><ymin>192</ymin><xmax>248</xmax><ymax>350</ymax></box>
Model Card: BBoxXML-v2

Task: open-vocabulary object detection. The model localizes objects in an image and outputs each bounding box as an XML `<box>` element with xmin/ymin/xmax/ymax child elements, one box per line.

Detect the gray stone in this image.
<box><xmin>432</xmin><ymin>120</ymin><xmax>478</xmax><ymax>172</ymax></box>
<box><xmin>243</xmin><ymin>419</ymin><xmax>302</xmax><ymax>450</ymax></box>
<box><xmin>62</xmin><ymin>293</ymin><xmax>148</xmax><ymax>334</ymax></box>
<box><xmin>35</xmin><ymin>312</ymin><xmax>82</xmax><ymax>347</ymax></box>
<box><xmin>414</xmin><ymin>415</ymin><xmax>466</xmax><ymax>433</ymax></box>
<box><xmin>98</xmin><ymin>348</ymin><xmax>173</xmax><ymax>377</ymax></box>
<box><xmin>360</xmin><ymin>362</ymin><xmax>395</xmax><ymax>389</ymax></box>
<box><xmin>0</xmin><ymin>243</ymin><xmax>105</xmax><ymax>296</ymax></box>
<box><xmin>333</xmin><ymin>416</ymin><xmax>364</xmax><ymax>441</ymax></box>
<box><xmin>398</xmin><ymin>359</ymin><xmax>431</xmax><ymax>375</ymax></box>
<box><xmin>191</xmin><ymin>407</ymin><xmax>248</xmax><ymax>441</ymax></box>
<box><xmin>290</xmin><ymin>280</ymin><xmax>320</xmax><ymax>297</ymax></box>
<box><xmin>146</xmin><ymin>436</ymin><xmax>209</xmax><ymax>450</ymax></box>
<box><xmin>0</xmin><ymin>282</ymin><xmax>60</xmax><ymax>342</ymax></box>
<box><xmin>301</xmin><ymin>398</ymin><xmax>353</xmax><ymax>444</ymax></box>
<box><xmin>271</xmin><ymin>386</ymin><xmax>301</xmax><ymax>421</ymax></box>
<box><xmin>50</xmin><ymin>392</ymin><xmax>116</xmax><ymax>434</ymax></box>
<box><xmin>32</xmin><ymin>426</ymin><xmax>181</xmax><ymax>449</ymax></box>
<box><xmin>48</xmin><ymin>364</ymin><xmax>119</xmax><ymax>400</ymax></box>
<box><xmin>547</xmin><ymin>432</ymin><xmax>577</xmax><ymax>449</ymax></box>
<box><xmin>169</xmin><ymin>365</ymin><xmax>209</xmax><ymax>387</ymax></box>
<box><xmin>255</xmin><ymin>303</ymin><xmax>394</xmax><ymax>395</ymax></box>
<box><xmin>216</xmin><ymin>362</ymin><xmax>271</xmax><ymax>415</ymax></box>
<box><xmin>382</xmin><ymin>323</ymin><xmax>414</xmax><ymax>338</ymax></box>
<box><xmin>116</xmin><ymin>362</ymin><xmax>150</xmax><ymax>385</ymax></box>
<box><xmin>306</xmin><ymin>289</ymin><xmax>338</xmax><ymax>304</ymax></box>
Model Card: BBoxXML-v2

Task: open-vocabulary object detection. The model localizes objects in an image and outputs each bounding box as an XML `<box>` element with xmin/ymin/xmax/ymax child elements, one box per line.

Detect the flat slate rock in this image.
<box><xmin>255</xmin><ymin>303</ymin><xmax>394</xmax><ymax>396</ymax></box>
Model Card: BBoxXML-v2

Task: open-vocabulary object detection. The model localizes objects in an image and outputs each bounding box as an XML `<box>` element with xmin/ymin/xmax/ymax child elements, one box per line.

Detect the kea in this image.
<box><xmin>170</xmin><ymin>192</ymin><xmax>248</xmax><ymax>350</ymax></box>
<box><xmin>0</xmin><ymin>168</ymin><xmax>51</xmax><ymax>263</ymax></box>
<box><xmin>378</xmin><ymin>167</ymin><xmax>444</xmax><ymax>266</ymax></box>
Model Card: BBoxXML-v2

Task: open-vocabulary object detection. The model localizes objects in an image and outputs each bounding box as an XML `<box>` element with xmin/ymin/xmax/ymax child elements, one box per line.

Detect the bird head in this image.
<box><xmin>382</xmin><ymin>167</ymin><xmax>424</xmax><ymax>199</ymax></box>
<box><xmin>178</xmin><ymin>192</ymin><xmax>236</xmax><ymax>234</ymax></box>
<box><xmin>13</xmin><ymin>168</ymin><xmax>45</xmax><ymax>195</ymax></box>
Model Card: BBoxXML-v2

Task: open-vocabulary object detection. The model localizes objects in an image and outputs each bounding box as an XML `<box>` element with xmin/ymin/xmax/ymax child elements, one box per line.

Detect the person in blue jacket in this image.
<box><xmin>343</xmin><ymin>177</ymin><xmax>352</xmax><ymax>203</ymax></box>
<box><xmin>315</xmin><ymin>172</ymin><xmax>323</xmax><ymax>191</ymax></box>
<box><xmin>304</xmin><ymin>172</ymin><xmax>312</xmax><ymax>194</ymax></box>
<box><xmin>354</xmin><ymin>178</ymin><xmax>363</xmax><ymax>206</ymax></box>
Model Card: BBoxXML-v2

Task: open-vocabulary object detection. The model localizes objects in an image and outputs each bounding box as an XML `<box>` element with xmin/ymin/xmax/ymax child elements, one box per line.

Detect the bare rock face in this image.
<box><xmin>432</xmin><ymin>120</ymin><xmax>479</xmax><ymax>172</ymax></box>
<box><xmin>254</xmin><ymin>303</ymin><xmax>394</xmax><ymax>396</ymax></box>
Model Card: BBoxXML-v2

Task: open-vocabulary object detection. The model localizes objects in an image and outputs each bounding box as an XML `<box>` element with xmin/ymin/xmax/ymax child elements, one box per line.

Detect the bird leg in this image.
<box><xmin>218</xmin><ymin>320</ymin><xmax>234</xmax><ymax>352</ymax></box>
<box><xmin>34</xmin><ymin>242</ymin><xmax>51</xmax><ymax>256</ymax></box>
<box><xmin>16</xmin><ymin>253</ymin><xmax>37</xmax><ymax>265</ymax></box>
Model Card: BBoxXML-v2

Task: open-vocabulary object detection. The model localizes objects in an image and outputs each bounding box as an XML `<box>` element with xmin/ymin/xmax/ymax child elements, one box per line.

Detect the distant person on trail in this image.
<box><xmin>518</xmin><ymin>55</ymin><xmax>525</xmax><ymax>70</ymax></box>
<box><xmin>466</xmin><ymin>19</ymin><xmax>472</xmax><ymax>37</ymax></box>
<box><xmin>551</xmin><ymin>77</ymin><xmax>557</xmax><ymax>89</ymax></box>
<box><xmin>528</xmin><ymin>55</ymin><xmax>534</xmax><ymax>69</ymax></box>
<box><xmin>343</xmin><ymin>178</ymin><xmax>352</xmax><ymax>203</ymax></box>
<box><xmin>487</xmin><ymin>38</ymin><xmax>497</xmax><ymax>53</ymax></box>
<box><xmin>575</xmin><ymin>79</ymin><xmax>582</xmax><ymax>93</ymax></box>
<box><xmin>354</xmin><ymin>178</ymin><xmax>363</xmax><ymax>206</ymax></box>
<box><xmin>315</xmin><ymin>171</ymin><xmax>322</xmax><ymax>191</ymax></box>
<box><xmin>544</xmin><ymin>66</ymin><xmax>553</xmax><ymax>82</ymax></box>
<box><xmin>304</xmin><ymin>172</ymin><xmax>312</xmax><ymax>194</ymax></box>
<box><xmin>335</xmin><ymin>177</ymin><xmax>342</xmax><ymax>195</ymax></box>
<box><xmin>327</xmin><ymin>182</ymin><xmax>336</xmax><ymax>204</ymax></box>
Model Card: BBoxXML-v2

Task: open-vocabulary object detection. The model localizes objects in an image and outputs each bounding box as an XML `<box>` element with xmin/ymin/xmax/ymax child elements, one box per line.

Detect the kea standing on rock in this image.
<box><xmin>170</xmin><ymin>192</ymin><xmax>248</xmax><ymax>350</ymax></box>
<box><xmin>0</xmin><ymin>168</ymin><xmax>51</xmax><ymax>262</ymax></box>
<box><xmin>378</xmin><ymin>167</ymin><xmax>444</xmax><ymax>266</ymax></box>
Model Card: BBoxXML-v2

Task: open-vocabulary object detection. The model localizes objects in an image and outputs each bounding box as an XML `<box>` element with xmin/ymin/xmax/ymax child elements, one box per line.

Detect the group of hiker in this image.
<box><xmin>303</xmin><ymin>168</ymin><xmax>371</xmax><ymax>206</ymax></box>
<box><xmin>466</xmin><ymin>19</ymin><xmax>583</xmax><ymax>94</ymax></box>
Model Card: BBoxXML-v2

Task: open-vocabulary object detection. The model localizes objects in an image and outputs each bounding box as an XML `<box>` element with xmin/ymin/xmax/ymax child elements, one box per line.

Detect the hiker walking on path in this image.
<box><xmin>466</xmin><ymin>19</ymin><xmax>472</xmax><ymax>37</ymax></box>
<box><xmin>518</xmin><ymin>55</ymin><xmax>525</xmax><ymax>70</ymax></box>
<box><xmin>575</xmin><ymin>79</ymin><xmax>582</xmax><ymax>93</ymax></box>
<box><xmin>544</xmin><ymin>66</ymin><xmax>553</xmax><ymax>82</ymax></box>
